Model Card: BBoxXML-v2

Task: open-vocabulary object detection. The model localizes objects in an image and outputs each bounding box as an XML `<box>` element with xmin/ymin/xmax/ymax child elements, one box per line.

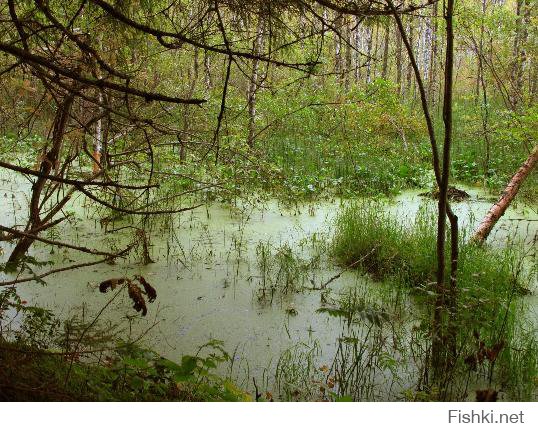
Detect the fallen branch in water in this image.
<box><xmin>0</xmin><ymin>224</ymin><xmax>118</xmax><ymax>257</ymax></box>
<box><xmin>0</xmin><ymin>245</ymin><xmax>133</xmax><ymax>287</ymax></box>
<box><xmin>313</xmin><ymin>247</ymin><xmax>378</xmax><ymax>291</ymax></box>
<box><xmin>471</xmin><ymin>144</ymin><xmax>537</xmax><ymax>244</ymax></box>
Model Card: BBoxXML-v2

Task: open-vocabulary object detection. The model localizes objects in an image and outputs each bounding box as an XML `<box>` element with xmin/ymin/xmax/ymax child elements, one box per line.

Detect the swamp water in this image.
<box><xmin>1</xmin><ymin>172</ymin><xmax>537</xmax><ymax>399</ymax></box>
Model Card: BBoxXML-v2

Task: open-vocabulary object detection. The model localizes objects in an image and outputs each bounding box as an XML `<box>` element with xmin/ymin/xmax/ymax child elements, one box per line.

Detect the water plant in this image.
<box><xmin>331</xmin><ymin>202</ymin><xmax>537</xmax><ymax>400</ymax></box>
<box><xmin>255</xmin><ymin>240</ymin><xmax>317</xmax><ymax>302</ymax></box>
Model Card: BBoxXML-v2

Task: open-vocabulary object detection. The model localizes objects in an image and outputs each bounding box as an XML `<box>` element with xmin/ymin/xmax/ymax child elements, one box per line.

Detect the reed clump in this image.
<box><xmin>331</xmin><ymin>202</ymin><xmax>537</xmax><ymax>400</ymax></box>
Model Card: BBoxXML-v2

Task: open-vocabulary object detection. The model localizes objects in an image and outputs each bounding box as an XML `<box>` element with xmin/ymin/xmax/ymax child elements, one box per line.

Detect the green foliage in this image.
<box><xmin>331</xmin><ymin>201</ymin><xmax>437</xmax><ymax>286</ymax></box>
<box><xmin>256</xmin><ymin>79</ymin><xmax>429</xmax><ymax>199</ymax></box>
<box><xmin>0</xmin><ymin>290</ymin><xmax>249</xmax><ymax>401</ymax></box>
<box><xmin>330</xmin><ymin>202</ymin><xmax>537</xmax><ymax>400</ymax></box>
<box><xmin>1</xmin><ymin>0</ymin><xmax>537</xmax><ymax>404</ymax></box>
<box><xmin>255</xmin><ymin>240</ymin><xmax>321</xmax><ymax>301</ymax></box>
<box><xmin>274</xmin><ymin>341</ymin><xmax>328</xmax><ymax>401</ymax></box>
<box><xmin>0</xmin><ymin>287</ymin><xmax>60</xmax><ymax>349</ymax></box>
<box><xmin>82</xmin><ymin>339</ymin><xmax>250</xmax><ymax>401</ymax></box>
<box><xmin>450</xmin><ymin>98</ymin><xmax>538</xmax><ymax>201</ymax></box>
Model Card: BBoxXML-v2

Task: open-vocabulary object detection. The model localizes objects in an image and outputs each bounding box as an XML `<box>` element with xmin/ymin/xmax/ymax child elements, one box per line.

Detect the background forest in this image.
<box><xmin>0</xmin><ymin>0</ymin><xmax>536</xmax><ymax>402</ymax></box>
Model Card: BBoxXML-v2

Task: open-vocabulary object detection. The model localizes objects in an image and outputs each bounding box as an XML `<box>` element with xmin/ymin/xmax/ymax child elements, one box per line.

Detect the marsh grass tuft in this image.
<box><xmin>331</xmin><ymin>202</ymin><xmax>437</xmax><ymax>287</ymax></box>
<box><xmin>331</xmin><ymin>202</ymin><xmax>537</xmax><ymax>400</ymax></box>
<box><xmin>255</xmin><ymin>240</ymin><xmax>322</xmax><ymax>302</ymax></box>
<box><xmin>331</xmin><ymin>202</ymin><xmax>532</xmax><ymax>297</ymax></box>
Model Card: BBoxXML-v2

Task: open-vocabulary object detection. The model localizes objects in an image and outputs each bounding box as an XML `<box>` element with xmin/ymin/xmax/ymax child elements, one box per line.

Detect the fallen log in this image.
<box><xmin>471</xmin><ymin>144</ymin><xmax>537</xmax><ymax>244</ymax></box>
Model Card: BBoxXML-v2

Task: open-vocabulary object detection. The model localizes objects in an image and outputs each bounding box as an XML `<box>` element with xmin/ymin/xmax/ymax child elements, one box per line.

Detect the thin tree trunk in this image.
<box><xmin>181</xmin><ymin>47</ymin><xmax>200</xmax><ymax>161</ymax></box>
<box><xmin>8</xmin><ymin>95</ymin><xmax>74</xmax><ymax>263</ymax></box>
<box><xmin>92</xmin><ymin>90</ymin><xmax>103</xmax><ymax>173</ymax></box>
<box><xmin>354</xmin><ymin>17</ymin><xmax>362</xmax><ymax>82</ymax></box>
<box><xmin>476</xmin><ymin>0</ymin><xmax>492</xmax><ymax>177</ymax></box>
<box><xmin>522</xmin><ymin>0</ymin><xmax>531</xmax><ymax>105</ymax></box>
<box><xmin>531</xmin><ymin>55</ymin><xmax>538</xmax><ymax>104</ymax></box>
<box><xmin>510</xmin><ymin>0</ymin><xmax>529</xmax><ymax>108</ymax></box>
<box><xmin>381</xmin><ymin>22</ymin><xmax>390</xmax><ymax>79</ymax></box>
<box><xmin>406</xmin><ymin>16</ymin><xmax>414</xmax><ymax>96</ymax></box>
<box><xmin>428</xmin><ymin>1</ymin><xmax>438</xmax><ymax>104</ymax></box>
<box><xmin>366</xmin><ymin>25</ymin><xmax>373</xmax><ymax>83</ymax></box>
<box><xmin>471</xmin><ymin>145</ymin><xmax>538</xmax><ymax>244</ymax></box>
<box><xmin>396</xmin><ymin>22</ymin><xmax>402</xmax><ymax>94</ymax></box>
<box><xmin>527</xmin><ymin>0</ymin><xmax>537</xmax><ymax>103</ymax></box>
<box><xmin>345</xmin><ymin>17</ymin><xmax>353</xmax><ymax>90</ymax></box>
<box><xmin>204</xmin><ymin>50</ymin><xmax>212</xmax><ymax>90</ymax></box>
<box><xmin>388</xmin><ymin>0</ymin><xmax>459</xmax><ymax>386</ymax></box>
<box><xmin>92</xmin><ymin>38</ymin><xmax>103</xmax><ymax>173</ymax></box>
<box><xmin>437</xmin><ymin>0</ymin><xmax>458</xmax><ymax>383</ymax></box>
<box><xmin>475</xmin><ymin>0</ymin><xmax>485</xmax><ymax>102</ymax></box>
<box><xmin>334</xmin><ymin>13</ymin><xmax>343</xmax><ymax>80</ymax></box>
<box><xmin>247</xmin><ymin>17</ymin><xmax>265</xmax><ymax>148</ymax></box>
<box><xmin>372</xmin><ymin>20</ymin><xmax>380</xmax><ymax>80</ymax></box>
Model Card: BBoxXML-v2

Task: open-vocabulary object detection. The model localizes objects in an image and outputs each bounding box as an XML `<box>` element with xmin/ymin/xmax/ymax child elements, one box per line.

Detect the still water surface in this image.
<box><xmin>1</xmin><ymin>173</ymin><xmax>536</xmax><ymax>394</ymax></box>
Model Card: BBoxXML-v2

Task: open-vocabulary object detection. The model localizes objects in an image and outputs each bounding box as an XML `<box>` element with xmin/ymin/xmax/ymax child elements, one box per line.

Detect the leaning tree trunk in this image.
<box><xmin>471</xmin><ymin>144</ymin><xmax>538</xmax><ymax>244</ymax></box>
<box><xmin>7</xmin><ymin>95</ymin><xmax>74</xmax><ymax>264</ymax></box>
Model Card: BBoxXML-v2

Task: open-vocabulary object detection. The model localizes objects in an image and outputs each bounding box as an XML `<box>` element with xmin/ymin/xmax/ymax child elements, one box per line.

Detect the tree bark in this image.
<box><xmin>405</xmin><ymin>15</ymin><xmax>414</xmax><ymax>97</ymax></box>
<box><xmin>471</xmin><ymin>144</ymin><xmax>538</xmax><ymax>244</ymax></box>
<box><xmin>247</xmin><ymin>17</ymin><xmax>265</xmax><ymax>148</ymax></box>
<box><xmin>345</xmin><ymin>17</ymin><xmax>353</xmax><ymax>90</ymax></box>
<box><xmin>510</xmin><ymin>0</ymin><xmax>529</xmax><ymax>108</ymax></box>
<box><xmin>92</xmin><ymin>89</ymin><xmax>103</xmax><ymax>173</ymax></box>
<box><xmin>395</xmin><ymin>21</ymin><xmax>402</xmax><ymax>94</ymax></box>
<box><xmin>381</xmin><ymin>22</ymin><xmax>390</xmax><ymax>79</ymax></box>
<box><xmin>365</xmin><ymin>24</ymin><xmax>373</xmax><ymax>83</ymax></box>
<box><xmin>334</xmin><ymin>13</ymin><xmax>343</xmax><ymax>79</ymax></box>
<box><xmin>354</xmin><ymin>17</ymin><xmax>362</xmax><ymax>82</ymax></box>
<box><xmin>181</xmin><ymin>46</ymin><xmax>200</xmax><ymax>161</ymax></box>
<box><xmin>428</xmin><ymin>1</ymin><xmax>438</xmax><ymax>104</ymax></box>
<box><xmin>425</xmin><ymin>0</ymin><xmax>458</xmax><ymax>381</ymax></box>
<box><xmin>8</xmin><ymin>95</ymin><xmax>74</xmax><ymax>263</ymax></box>
<box><xmin>388</xmin><ymin>0</ymin><xmax>458</xmax><ymax>385</ymax></box>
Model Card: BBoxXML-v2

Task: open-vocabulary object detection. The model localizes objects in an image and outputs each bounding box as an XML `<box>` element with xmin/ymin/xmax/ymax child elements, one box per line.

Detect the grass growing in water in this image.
<box><xmin>255</xmin><ymin>239</ymin><xmax>324</xmax><ymax>302</ymax></box>
<box><xmin>331</xmin><ymin>202</ymin><xmax>537</xmax><ymax>400</ymax></box>
<box><xmin>331</xmin><ymin>202</ymin><xmax>436</xmax><ymax>287</ymax></box>
<box><xmin>331</xmin><ymin>202</ymin><xmax>530</xmax><ymax>297</ymax></box>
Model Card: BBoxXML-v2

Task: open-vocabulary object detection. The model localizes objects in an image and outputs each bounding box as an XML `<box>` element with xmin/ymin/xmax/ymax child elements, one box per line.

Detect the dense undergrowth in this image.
<box><xmin>0</xmin><ymin>288</ymin><xmax>249</xmax><ymax>402</ymax></box>
<box><xmin>245</xmin><ymin>80</ymin><xmax>537</xmax><ymax>201</ymax></box>
<box><xmin>3</xmin><ymin>81</ymin><xmax>535</xmax><ymax>205</ymax></box>
<box><xmin>0</xmin><ymin>341</ymin><xmax>250</xmax><ymax>402</ymax></box>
